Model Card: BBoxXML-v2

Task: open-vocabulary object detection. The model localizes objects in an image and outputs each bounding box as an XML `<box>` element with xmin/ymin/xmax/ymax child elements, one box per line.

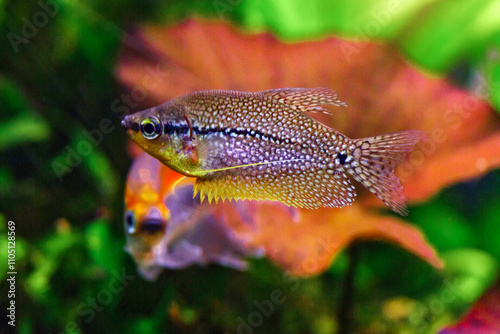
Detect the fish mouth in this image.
<box><xmin>121</xmin><ymin>115</ymin><xmax>140</xmax><ymax>132</ymax></box>
<box><xmin>138</xmin><ymin>218</ymin><xmax>166</xmax><ymax>235</ymax></box>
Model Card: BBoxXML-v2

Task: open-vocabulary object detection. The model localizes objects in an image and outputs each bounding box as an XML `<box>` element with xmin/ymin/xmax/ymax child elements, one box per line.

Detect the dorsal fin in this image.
<box><xmin>263</xmin><ymin>87</ymin><xmax>347</xmax><ymax>115</ymax></box>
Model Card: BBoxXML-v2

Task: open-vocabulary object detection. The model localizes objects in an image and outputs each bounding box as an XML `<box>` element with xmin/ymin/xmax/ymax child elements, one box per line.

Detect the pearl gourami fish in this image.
<box><xmin>122</xmin><ymin>88</ymin><xmax>425</xmax><ymax>215</ymax></box>
<box><xmin>124</xmin><ymin>153</ymin><xmax>251</xmax><ymax>280</ymax></box>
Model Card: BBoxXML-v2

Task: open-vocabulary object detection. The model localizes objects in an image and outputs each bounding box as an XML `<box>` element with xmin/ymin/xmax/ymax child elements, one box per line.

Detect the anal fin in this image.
<box><xmin>193</xmin><ymin>163</ymin><xmax>357</xmax><ymax>210</ymax></box>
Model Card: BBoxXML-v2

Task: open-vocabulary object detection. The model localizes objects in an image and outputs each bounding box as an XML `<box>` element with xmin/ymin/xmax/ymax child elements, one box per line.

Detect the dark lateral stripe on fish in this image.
<box><xmin>164</xmin><ymin>123</ymin><xmax>285</xmax><ymax>144</ymax></box>
<box><xmin>163</xmin><ymin>123</ymin><xmax>190</xmax><ymax>135</ymax></box>
<box><xmin>193</xmin><ymin>126</ymin><xmax>285</xmax><ymax>143</ymax></box>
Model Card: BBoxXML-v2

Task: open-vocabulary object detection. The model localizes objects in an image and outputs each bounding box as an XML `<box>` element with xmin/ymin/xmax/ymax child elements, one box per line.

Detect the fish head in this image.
<box><xmin>124</xmin><ymin>154</ymin><xmax>171</xmax><ymax>264</ymax></box>
<box><xmin>124</xmin><ymin>207</ymin><xmax>168</xmax><ymax>263</ymax></box>
<box><xmin>122</xmin><ymin>104</ymin><xmax>200</xmax><ymax>176</ymax></box>
<box><xmin>121</xmin><ymin>107</ymin><xmax>165</xmax><ymax>158</ymax></box>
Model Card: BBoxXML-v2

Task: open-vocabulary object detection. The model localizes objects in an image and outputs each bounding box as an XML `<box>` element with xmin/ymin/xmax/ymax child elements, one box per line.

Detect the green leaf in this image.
<box><xmin>0</xmin><ymin>115</ymin><xmax>51</xmax><ymax>150</ymax></box>
<box><xmin>0</xmin><ymin>0</ymin><xmax>4</xmax><ymax>25</ymax></box>
<box><xmin>408</xmin><ymin>200</ymin><xmax>476</xmax><ymax>251</ymax></box>
<box><xmin>481</xmin><ymin>31</ymin><xmax>500</xmax><ymax>114</ymax></box>
<box><xmin>477</xmin><ymin>197</ymin><xmax>500</xmax><ymax>259</ymax></box>
<box><xmin>490</xmin><ymin>62</ymin><xmax>500</xmax><ymax>113</ymax></box>
<box><xmin>236</xmin><ymin>0</ymin><xmax>500</xmax><ymax>72</ymax></box>
<box><xmin>397</xmin><ymin>0</ymin><xmax>500</xmax><ymax>72</ymax></box>
<box><xmin>441</xmin><ymin>248</ymin><xmax>498</xmax><ymax>304</ymax></box>
<box><xmin>0</xmin><ymin>78</ymin><xmax>51</xmax><ymax>149</ymax></box>
<box><xmin>26</xmin><ymin>225</ymin><xmax>83</xmax><ymax>301</ymax></box>
<box><xmin>127</xmin><ymin>318</ymin><xmax>160</xmax><ymax>334</ymax></box>
<box><xmin>84</xmin><ymin>219</ymin><xmax>124</xmax><ymax>274</ymax></box>
<box><xmin>80</xmin><ymin>139</ymin><xmax>119</xmax><ymax>200</ymax></box>
<box><xmin>0</xmin><ymin>77</ymin><xmax>32</xmax><ymax>116</ymax></box>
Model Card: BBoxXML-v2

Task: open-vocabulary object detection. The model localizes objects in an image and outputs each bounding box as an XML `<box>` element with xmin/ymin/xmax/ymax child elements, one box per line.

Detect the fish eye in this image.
<box><xmin>140</xmin><ymin>117</ymin><xmax>161</xmax><ymax>140</ymax></box>
<box><xmin>125</xmin><ymin>211</ymin><xmax>136</xmax><ymax>234</ymax></box>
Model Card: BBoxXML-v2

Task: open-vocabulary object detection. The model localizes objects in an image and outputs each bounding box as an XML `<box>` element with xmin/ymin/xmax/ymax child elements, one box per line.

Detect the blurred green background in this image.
<box><xmin>1</xmin><ymin>0</ymin><xmax>500</xmax><ymax>333</ymax></box>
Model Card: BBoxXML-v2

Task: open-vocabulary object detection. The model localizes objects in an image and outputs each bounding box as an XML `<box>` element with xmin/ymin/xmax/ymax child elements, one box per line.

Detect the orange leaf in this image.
<box><xmin>116</xmin><ymin>20</ymin><xmax>500</xmax><ymax>206</ymax></box>
<box><xmin>115</xmin><ymin>20</ymin><xmax>500</xmax><ymax>275</ymax></box>
<box><xmin>219</xmin><ymin>202</ymin><xmax>442</xmax><ymax>276</ymax></box>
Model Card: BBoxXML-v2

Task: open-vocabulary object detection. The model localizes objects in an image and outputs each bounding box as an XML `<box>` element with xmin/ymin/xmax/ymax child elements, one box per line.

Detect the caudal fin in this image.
<box><xmin>346</xmin><ymin>130</ymin><xmax>426</xmax><ymax>216</ymax></box>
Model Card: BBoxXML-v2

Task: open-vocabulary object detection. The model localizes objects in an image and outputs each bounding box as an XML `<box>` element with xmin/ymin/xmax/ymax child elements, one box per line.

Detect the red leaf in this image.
<box><xmin>219</xmin><ymin>200</ymin><xmax>442</xmax><ymax>276</ymax></box>
<box><xmin>440</xmin><ymin>280</ymin><xmax>500</xmax><ymax>334</ymax></box>
<box><xmin>117</xmin><ymin>20</ymin><xmax>500</xmax><ymax>275</ymax></box>
<box><xmin>117</xmin><ymin>20</ymin><xmax>500</xmax><ymax>206</ymax></box>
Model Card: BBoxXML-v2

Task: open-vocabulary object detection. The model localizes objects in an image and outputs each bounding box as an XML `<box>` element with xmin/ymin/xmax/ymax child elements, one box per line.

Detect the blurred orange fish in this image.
<box><xmin>124</xmin><ymin>153</ymin><xmax>254</xmax><ymax>280</ymax></box>
<box><xmin>122</xmin><ymin>88</ymin><xmax>425</xmax><ymax>215</ymax></box>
